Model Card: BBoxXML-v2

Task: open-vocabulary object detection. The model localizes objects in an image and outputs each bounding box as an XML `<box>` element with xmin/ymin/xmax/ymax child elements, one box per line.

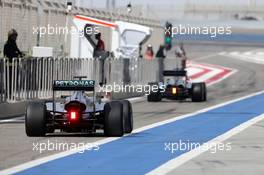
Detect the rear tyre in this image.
<box><xmin>147</xmin><ymin>92</ymin><xmax>162</xmax><ymax>102</ymax></box>
<box><xmin>121</xmin><ymin>100</ymin><xmax>133</xmax><ymax>133</ymax></box>
<box><xmin>201</xmin><ymin>82</ymin><xmax>207</xmax><ymax>101</ymax></box>
<box><xmin>25</xmin><ymin>102</ymin><xmax>47</xmax><ymax>136</ymax></box>
<box><xmin>147</xmin><ymin>82</ymin><xmax>162</xmax><ymax>102</ymax></box>
<box><xmin>104</xmin><ymin>101</ymin><xmax>124</xmax><ymax>137</ymax></box>
<box><xmin>191</xmin><ymin>82</ymin><xmax>206</xmax><ymax>102</ymax></box>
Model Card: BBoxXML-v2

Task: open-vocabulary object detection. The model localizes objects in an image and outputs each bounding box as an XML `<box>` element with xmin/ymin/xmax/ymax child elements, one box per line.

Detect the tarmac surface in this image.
<box><xmin>0</xmin><ymin>43</ymin><xmax>264</xmax><ymax>174</ymax></box>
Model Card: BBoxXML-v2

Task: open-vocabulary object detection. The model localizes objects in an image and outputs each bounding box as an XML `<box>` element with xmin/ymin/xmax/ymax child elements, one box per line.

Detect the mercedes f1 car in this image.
<box><xmin>147</xmin><ymin>70</ymin><xmax>206</xmax><ymax>102</ymax></box>
<box><xmin>25</xmin><ymin>76</ymin><xmax>133</xmax><ymax>137</ymax></box>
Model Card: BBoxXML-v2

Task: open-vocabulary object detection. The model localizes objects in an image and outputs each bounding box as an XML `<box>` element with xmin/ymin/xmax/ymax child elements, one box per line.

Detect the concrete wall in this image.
<box><xmin>0</xmin><ymin>0</ymin><xmax>163</xmax><ymax>57</ymax></box>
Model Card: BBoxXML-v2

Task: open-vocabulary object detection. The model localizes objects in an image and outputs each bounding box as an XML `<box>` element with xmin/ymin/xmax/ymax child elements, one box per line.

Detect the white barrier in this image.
<box><xmin>0</xmin><ymin>57</ymin><xmax>158</xmax><ymax>103</ymax></box>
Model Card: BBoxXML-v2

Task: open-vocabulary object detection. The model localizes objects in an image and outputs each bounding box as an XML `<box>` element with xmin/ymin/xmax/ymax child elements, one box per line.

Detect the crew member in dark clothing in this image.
<box><xmin>156</xmin><ymin>45</ymin><xmax>166</xmax><ymax>82</ymax></box>
<box><xmin>83</xmin><ymin>29</ymin><xmax>108</xmax><ymax>84</ymax></box>
<box><xmin>4</xmin><ymin>29</ymin><xmax>23</xmax><ymax>62</ymax></box>
<box><xmin>94</xmin><ymin>33</ymin><xmax>107</xmax><ymax>84</ymax></box>
<box><xmin>95</xmin><ymin>33</ymin><xmax>105</xmax><ymax>52</ymax></box>
<box><xmin>156</xmin><ymin>45</ymin><xmax>166</xmax><ymax>58</ymax></box>
<box><xmin>3</xmin><ymin>29</ymin><xmax>23</xmax><ymax>99</ymax></box>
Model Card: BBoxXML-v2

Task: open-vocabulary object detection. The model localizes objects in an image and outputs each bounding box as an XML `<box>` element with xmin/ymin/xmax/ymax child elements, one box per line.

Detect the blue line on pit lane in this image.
<box><xmin>16</xmin><ymin>93</ymin><xmax>264</xmax><ymax>175</ymax></box>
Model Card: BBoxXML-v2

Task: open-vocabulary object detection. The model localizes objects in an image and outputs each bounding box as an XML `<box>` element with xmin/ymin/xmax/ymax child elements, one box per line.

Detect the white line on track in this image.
<box><xmin>219</xmin><ymin>48</ymin><xmax>264</xmax><ymax>65</ymax></box>
<box><xmin>1</xmin><ymin>89</ymin><xmax>264</xmax><ymax>175</ymax></box>
<box><xmin>147</xmin><ymin>114</ymin><xmax>264</xmax><ymax>175</ymax></box>
<box><xmin>0</xmin><ymin>116</ymin><xmax>25</xmax><ymax>123</ymax></box>
<box><xmin>192</xmin><ymin>53</ymin><xmax>219</xmax><ymax>61</ymax></box>
<box><xmin>186</xmin><ymin>67</ymin><xmax>203</xmax><ymax>76</ymax></box>
<box><xmin>222</xmin><ymin>53</ymin><xmax>264</xmax><ymax>65</ymax></box>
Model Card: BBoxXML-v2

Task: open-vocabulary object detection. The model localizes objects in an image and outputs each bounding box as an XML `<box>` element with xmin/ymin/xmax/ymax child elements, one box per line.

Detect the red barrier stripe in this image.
<box><xmin>75</xmin><ymin>15</ymin><xmax>117</xmax><ymax>28</ymax></box>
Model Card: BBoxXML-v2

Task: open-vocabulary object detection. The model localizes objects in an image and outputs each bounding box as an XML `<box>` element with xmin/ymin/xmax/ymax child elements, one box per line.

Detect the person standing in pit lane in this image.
<box><xmin>4</xmin><ymin>29</ymin><xmax>24</xmax><ymax>62</ymax></box>
<box><xmin>156</xmin><ymin>45</ymin><xmax>166</xmax><ymax>82</ymax></box>
<box><xmin>3</xmin><ymin>29</ymin><xmax>24</xmax><ymax>99</ymax></box>
<box><xmin>175</xmin><ymin>43</ymin><xmax>187</xmax><ymax>70</ymax></box>
<box><xmin>145</xmin><ymin>44</ymin><xmax>154</xmax><ymax>60</ymax></box>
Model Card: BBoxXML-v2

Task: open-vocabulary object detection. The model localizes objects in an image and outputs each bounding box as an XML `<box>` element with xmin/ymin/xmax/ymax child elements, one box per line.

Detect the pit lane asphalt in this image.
<box><xmin>166</xmin><ymin>117</ymin><xmax>264</xmax><ymax>175</ymax></box>
<box><xmin>0</xmin><ymin>44</ymin><xmax>264</xmax><ymax>172</ymax></box>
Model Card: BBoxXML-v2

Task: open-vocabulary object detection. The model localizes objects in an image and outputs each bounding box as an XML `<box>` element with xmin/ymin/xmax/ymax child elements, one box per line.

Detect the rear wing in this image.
<box><xmin>53</xmin><ymin>80</ymin><xmax>95</xmax><ymax>91</ymax></box>
<box><xmin>163</xmin><ymin>70</ymin><xmax>187</xmax><ymax>77</ymax></box>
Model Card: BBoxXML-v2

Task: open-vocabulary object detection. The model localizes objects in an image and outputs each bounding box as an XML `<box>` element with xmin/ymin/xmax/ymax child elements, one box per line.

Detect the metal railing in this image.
<box><xmin>0</xmin><ymin>57</ymin><xmax>158</xmax><ymax>103</ymax></box>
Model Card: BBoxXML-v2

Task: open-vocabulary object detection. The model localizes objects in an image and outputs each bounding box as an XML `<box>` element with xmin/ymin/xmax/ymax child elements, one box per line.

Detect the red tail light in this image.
<box><xmin>70</xmin><ymin>111</ymin><xmax>77</xmax><ymax>120</ymax></box>
<box><xmin>172</xmin><ymin>87</ymin><xmax>177</xmax><ymax>94</ymax></box>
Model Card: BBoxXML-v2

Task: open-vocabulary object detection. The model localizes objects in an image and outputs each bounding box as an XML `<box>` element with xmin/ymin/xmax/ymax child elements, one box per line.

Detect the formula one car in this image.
<box><xmin>147</xmin><ymin>70</ymin><xmax>206</xmax><ymax>102</ymax></box>
<box><xmin>25</xmin><ymin>76</ymin><xmax>133</xmax><ymax>137</ymax></box>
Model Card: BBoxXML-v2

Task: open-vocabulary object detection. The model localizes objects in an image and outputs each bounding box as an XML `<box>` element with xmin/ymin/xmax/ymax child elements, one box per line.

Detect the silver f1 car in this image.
<box><xmin>25</xmin><ymin>76</ymin><xmax>133</xmax><ymax>137</ymax></box>
<box><xmin>147</xmin><ymin>70</ymin><xmax>206</xmax><ymax>102</ymax></box>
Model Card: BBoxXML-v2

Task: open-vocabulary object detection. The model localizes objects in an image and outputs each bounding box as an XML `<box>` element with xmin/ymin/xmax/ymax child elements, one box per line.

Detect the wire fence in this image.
<box><xmin>0</xmin><ymin>57</ymin><xmax>159</xmax><ymax>103</ymax></box>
